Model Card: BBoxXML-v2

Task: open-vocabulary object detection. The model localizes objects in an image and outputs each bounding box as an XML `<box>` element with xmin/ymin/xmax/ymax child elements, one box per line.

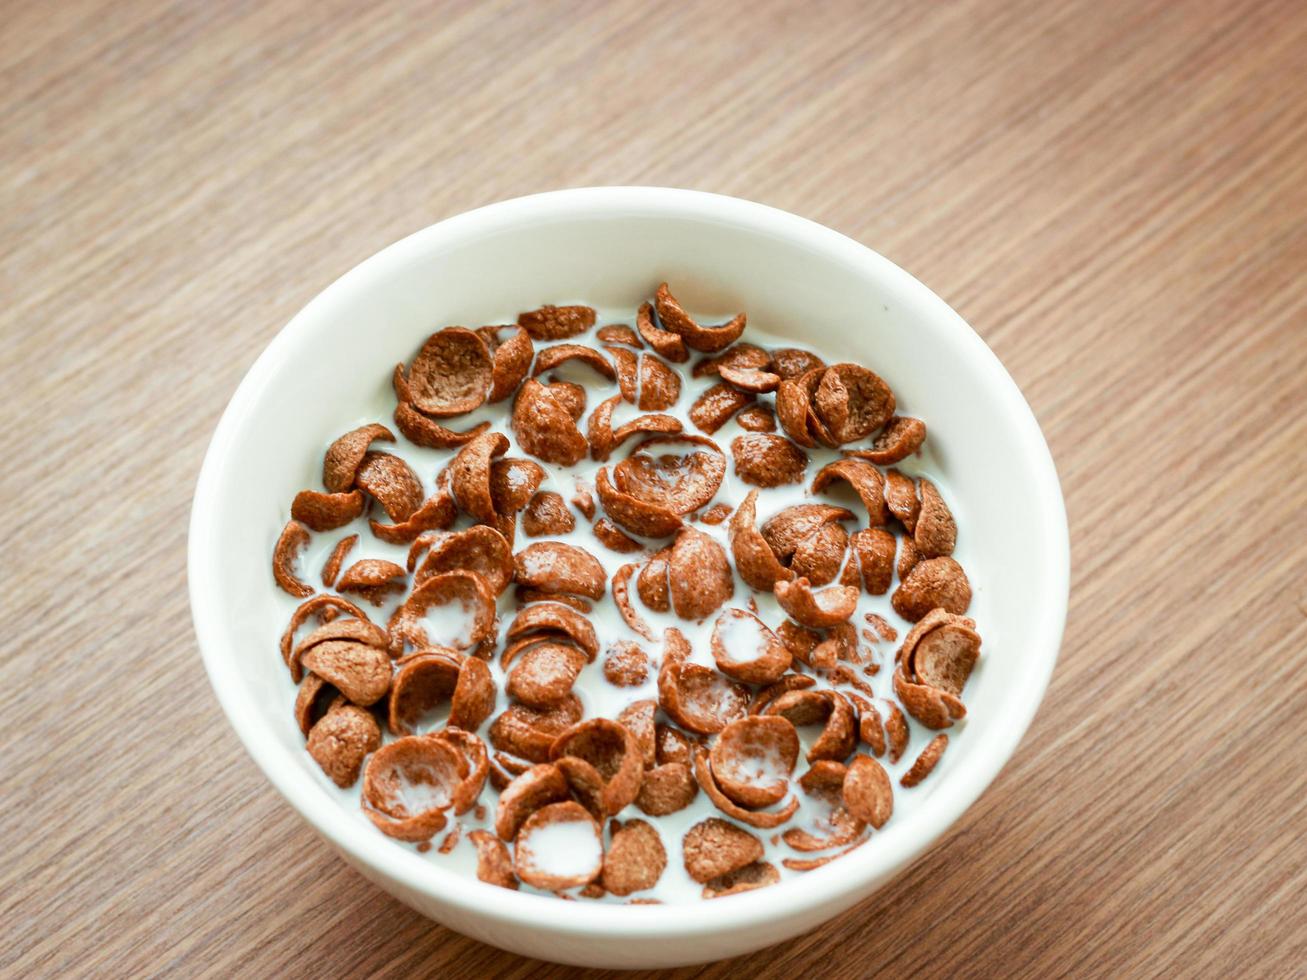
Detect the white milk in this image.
<box><xmin>274</xmin><ymin>301</ymin><xmax>980</xmax><ymax>903</ymax></box>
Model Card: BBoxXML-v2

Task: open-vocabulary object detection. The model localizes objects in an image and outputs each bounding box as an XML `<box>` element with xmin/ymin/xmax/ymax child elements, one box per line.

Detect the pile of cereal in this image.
<box><xmin>272</xmin><ymin>284</ymin><xmax>981</xmax><ymax>902</ymax></box>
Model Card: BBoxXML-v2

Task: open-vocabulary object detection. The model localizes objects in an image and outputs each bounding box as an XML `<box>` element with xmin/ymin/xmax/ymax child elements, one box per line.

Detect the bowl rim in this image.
<box><xmin>188</xmin><ymin>186</ymin><xmax>1069</xmax><ymax>938</ymax></box>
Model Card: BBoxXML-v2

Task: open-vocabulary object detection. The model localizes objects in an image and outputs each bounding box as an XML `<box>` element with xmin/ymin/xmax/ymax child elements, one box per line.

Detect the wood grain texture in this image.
<box><xmin>3</xmin><ymin>0</ymin><xmax>1305</xmax><ymax>975</ymax></box>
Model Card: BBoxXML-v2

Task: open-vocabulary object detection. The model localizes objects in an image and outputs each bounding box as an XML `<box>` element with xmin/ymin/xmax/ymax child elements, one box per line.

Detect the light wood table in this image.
<box><xmin>4</xmin><ymin>0</ymin><xmax>1304</xmax><ymax>976</ymax></box>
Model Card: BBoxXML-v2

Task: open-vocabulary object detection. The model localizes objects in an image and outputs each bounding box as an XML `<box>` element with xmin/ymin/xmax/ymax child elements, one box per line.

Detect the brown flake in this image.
<box><xmin>729</xmin><ymin>491</ymin><xmax>794</xmax><ymax>591</ymax></box>
<box><xmin>468</xmin><ymin>829</ymin><xmax>519</xmax><ymax>889</ymax></box>
<box><xmin>689</xmin><ymin>383</ymin><xmax>753</xmax><ymax>435</ymax></box>
<box><xmin>891</xmin><ymin>556</ymin><xmax>972</xmax><ymax>621</ymax></box>
<box><xmin>513</xmin><ymin>541</ymin><xmax>606</xmax><ymax>599</ymax></box>
<box><xmin>731</xmin><ymin>434</ymin><xmax>808</xmax><ymax>487</ymax></box>
<box><xmin>323</xmin><ymin>423</ymin><xmax>395</xmax><ymax>492</ymax></box>
<box><xmin>914</xmin><ymin>477</ymin><xmax>957</xmax><ymax>558</ymax></box>
<box><xmin>843</xmin><ymin>415</ymin><xmax>926</xmax><ymax>465</ymax></box>
<box><xmin>635</xmin><ymin>300</ymin><xmax>688</xmax><ymax>362</ymax></box>
<box><xmin>667</xmin><ymin>526</ymin><xmax>733</xmax><ymax>621</ymax></box>
<box><xmin>711</xmin><ymin>608</ymin><xmax>792</xmax><ymax>685</ymax></box>
<box><xmin>273</xmin><ymin>520</ymin><xmax>314</xmax><ymax>598</ymax></box>
<box><xmin>612</xmin><ymin>562</ymin><xmax>655</xmax><ymax>640</ymax></box>
<box><xmin>320</xmin><ymin>533</ymin><xmax>358</xmax><ymax>588</ymax></box>
<box><xmin>413</xmin><ymin>525</ymin><xmax>514</xmax><ymax>595</ymax></box>
<box><xmin>654</xmin><ymin>283</ymin><xmax>746</xmax><ymax>353</ymax></box>
<box><xmin>478</xmin><ymin>324</ymin><xmax>535</xmax><ymax>403</ymax></box>
<box><xmin>335</xmin><ymin>558</ymin><xmax>407</xmax><ymax>606</ymax></box>
<box><xmin>709</xmin><ymin>716</ymin><xmax>799</xmax><ymax>808</ymax></box>
<box><xmin>603</xmin><ymin>819</ymin><xmax>667</xmax><ymax>896</ymax></box>
<box><xmin>522</xmin><ymin>491</ymin><xmax>575</xmax><ymax>537</ymax></box>
<box><xmin>603</xmin><ymin>641</ymin><xmax>650</xmax><ymax>687</ymax></box>
<box><xmin>291</xmin><ymin>489</ymin><xmax>365</xmax><ymax>532</ymax></box>
<box><xmin>361</xmin><ymin>736</ymin><xmax>466</xmax><ymax>841</ymax></box>
<box><xmin>682</xmin><ymin>817</ymin><xmax>764</xmax><ymax>883</ymax></box>
<box><xmin>774</xmin><ymin>577</ymin><xmax>858</xmax><ymax>628</ymax></box>
<box><xmin>900</xmin><ymin>733</ymin><xmax>948</xmax><ymax>787</ymax></box>
<box><xmin>506</xmin><ymin>642</ymin><xmax>587</xmax><ymax>708</ymax></box>
<box><xmin>512</xmin><ymin>378</ymin><xmax>588</xmax><ymax>465</ymax></box>
<box><xmin>842</xmin><ymin>754</ymin><xmax>893</xmax><ymax>829</ymax></box>
<box><xmin>306</xmin><ymin>703</ymin><xmax>380</xmax><ymax>788</ymax></box>
<box><xmin>517</xmin><ymin>304</ymin><xmax>597</xmax><ymax>340</ymax></box>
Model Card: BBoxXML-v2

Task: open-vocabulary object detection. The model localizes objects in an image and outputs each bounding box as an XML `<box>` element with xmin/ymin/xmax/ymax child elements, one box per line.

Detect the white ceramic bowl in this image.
<box><xmin>189</xmin><ymin>187</ymin><xmax>1069</xmax><ymax>968</ymax></box>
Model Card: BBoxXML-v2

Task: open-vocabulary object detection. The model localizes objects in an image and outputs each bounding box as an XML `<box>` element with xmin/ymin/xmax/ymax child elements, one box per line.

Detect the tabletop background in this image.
<box><xmin>4</xmin><ymin>0</ymin><xmax>1305</xmax><ymax>976</ymax></box>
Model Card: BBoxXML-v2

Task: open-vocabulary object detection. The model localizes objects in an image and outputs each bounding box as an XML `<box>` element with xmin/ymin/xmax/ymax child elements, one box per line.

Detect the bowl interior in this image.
<box><xmin>190</xmin><ymin>188</ymin><xmax>1067</xmax><ymax>937</ymax></box>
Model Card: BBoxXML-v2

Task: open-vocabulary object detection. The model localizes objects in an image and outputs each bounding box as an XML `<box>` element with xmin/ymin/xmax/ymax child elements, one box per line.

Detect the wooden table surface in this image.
<box><xmin>4</xmin><ymin>0</ymin><xmax>1305</xmax><ymax>976</ymax></box>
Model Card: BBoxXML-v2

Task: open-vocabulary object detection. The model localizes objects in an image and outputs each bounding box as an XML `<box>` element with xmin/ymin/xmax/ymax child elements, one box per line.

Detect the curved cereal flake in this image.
<box><xmin>506</xmin><ymin>642</ymin><xmax>587</xmax><ymax>708</ymax></box>
<box><xmin>654</xmin><ymin>283</ymin><xmax>746</xmax><ymax>353</ymax></box>
<box><xmin>891</xmin><ymin>556</ymin><xmax>972</xmax><ymax>621</ymax></box>
<box><xmin>813</xmin><ymin>364</ymin><xmax>895</xmax><ymax>444</ymax></box>
<box><xmin>693</xmin><ymin>747</ymin><xmax>799</xmax><ymax>828</ymax></box>
<box><xmin>493</xmin><ymin>761</ymin><xmax>569</xmax><ymax>841</ymax></box>
<box><xmin>449</xmin><ymin>430</ymin><xmax>510</xmax><ymax>526</ymax></box>
<box><xmin>570</xmin><ymin>481</ymin><xmax>595</xmax><ymax>520</ymax></box>
<box><xmin>612</xmin><ymin>563</ymin><xmax>655</xmax><ymax>641</ymax></box>
<box><xmin>489</xmin><ymin>696</ymin><xmax>583</xmax><ymax>763</ymax></box>
<box><xmin>710</xmin><ymin>716</ymin><xmax>799</xmax><ymax>809</ymax></box>
<box><xmin>586</xmin><ymin>393</ymin><xmax>623</xmax><ymax>461</ymax></box>
<box><xmin>506</xmin><ymin>603</ymin><xmax>599</xmax><ymax>660</ymax></box>
<box><xmin>432</xmin><ymin>727</ymin><xmax>491</xmax><ymax>814</ymax></box>
<box><xmin>711</xmin><ymin>608</ymin><xmax>792</xmax><ymax>685</ymax></box>
<box><xmin>748</xmin><ymin>673</ymin><xmax>816</xmax><ymax>715</ymax></box>
<box><xmin>914</xmin><ymin>478</ymin><xmax>957</xmax><ymax>558</ymax></box>
<box><xmin>843</xmin><ymin>415</ymin><xmax>926</xmax><ymax>465</ymax></box>
<box><xmin>812</xmin><ymin>458</ymin><xmax>889</xmax><ymax>525</ymax></box>
<box><xmin>617</xmin><ymin>700</ymin><xmax>657</xmax><ymax>767</ymax></box>
<box><xmin>414</xmin><ymin>525</ymin><xmax>514</xmax><ymax>595</ymax></box>
<box><xmin>306</xmin><ymin>703</ymin><xmax>381</xmax><ymax>788</ymax></box>
<box><xmin>703</xmin><ymin>860</ymin><xmax>779</xmax><ymax>898</ymax></box>
<box><xmin>790</xmin><ymin>521</ymin><xmax>848</xmax><ymax>587</ymax></box>
<box><xmin>512</xmin><ymin>378</ymin><xmax>588</xmax><ymax>465</ymax></box>
<box><xmin>667</xmin><ymin>527</ymin><xmax>733</xmax><ymax>621</ymax></box>
<box><xmin>294</xmin><ymin>673</ymin><xmax>338</xmax><ymax>737</ymax></box>
<box><xmin>884</xmin><ymin>702</ymin><xmax>910</xmax><ymax>763</ymax></box>
<box><xmin>612</xmin><ymin>414</ymin><xmax>683</xmax><ymax>456</ymax></box>
<box><xmin>513</xmin><ymin>801</ymin><xmax>604</xmax><ymax>890</ymax></box>
<box><xmin>489</xmin><ymin>457</ymin><xmax>546</xmax><ymax>515</ymax></box>
<box><xmin>281</xmin><ymin>595</ymin><xmax>375</xmax><ymax>676</ymax></box>
<box><xmin>761</xmin><ymin>504</ymin><xmax>855</xmax><ymax>561</ymax></box>
<box><xmin>514</xmin><ymin>541</ymin><xmax>607</xmax><ymax>600</ymax></box>
<box><xmin>450</xmin><ymin>657</ymin><xmax>496</xmax><ymax>733</ymax></box>
<box><xmin>730</xmin><ymin>434</ymin><xmax>808</xmax><ymax>487</ymax></box>
<box><xmin>766</xmin><ymin>689</ymin><xmax>857</xmax><ymax>762</ymax></box>
<box><xmin>405</xmin><ymin>327</ymin><xmax>492</xmax><ymax>416</ymax></box>
<box><xmin>605</xmin><ymin>344</ymin><xmax>640</xmax><ymax>403</ymax></box>
<box><xmin>387</xmin><ymin>650</ymin><xmax>465</xmax><ymax>735</ymax></box>
<box><xmin>336</xmin><ymin>558</ymin><xmax>407</xmax><ymax>606</ymax></box>
<box><xmin>388</xmin><ymin>570</ymin><xmax>497</xmax><ymax>655</ymax></box>
<box><xmin>393</xmin><ymin>399</ymin><xmax>491</xmax><ymax>449</ymax></box>
<box><xmin>273</xmin><ymin>520</ymin><xmax>314</xmax><ymax>598</ymax></box>
<box><xmin>884</xmin><ymin>468</ymin><xmax>920</xmax><ymax>532</ymax></box>
<box><xmin>842</xmin><ymin>754</ymin><xmax>893</xmax><ymax>829</ymax></box>
<box><xmin>636</xmin><ymin>762</ymin><xmax>698</xmax><ymax>816</ymax></box>
<box><xmin>468</xmin><ymin>829</ymin><xmax>518</xmax><ymax>889</ymax></box>
<box><xmin>843</xmin><ymin>528</ymin><xmax>896</xmax><ymax>595</ymax></box>
<box><xmin>320</xmin><ymin>533</ymin><xmax>358</xmax><ymax>588</ymax></box>
<box><xmin>478</xmin><ymin>324</ymin><xmax>535</xmax><ymax>403</ymax></box>
<box><xmin>900</xmin><ymin>733</ymin><xmax>948</xmax><ymax>787</ymax></box>
<box><xmin>290</xmin><ymin>488</ymin><xmax>364</xmax><ymax>532</ymax></box>
<box><xmin>719</xmin><ymin>363</ymin><xmax>780</xmax><ymax>393</ymax></box>
<box><xmin>550</xmin><ymin>718</ymin><xmax>645</xmax><ymax>815</ymax></box>
<box><xmin>847</xmin><ymin>694</ymin><xmax>886</xmax><ymax>757</ymax></box>
<box><xmin>531</xmin><ymin>343</ymin><xmax>617</xmax><ymax>381</ymax></box>
<box><xmin>521</xmin><ymin>491</ymin><xmax>575</xmax><ymax>538</ymax></box>
<box><xmin>596</xmin><ymin>466</ymin><xmax>682</xmax><ymax>538</ymax></box>
<box><xmin>323</xmin><ymin>423</ymin><xmax>395</xmax><ymax>492</ymax></box>
<box><xmin>604</xmin><ymin>641</ymin><xmax>650</xmax><ymax>687</ymax></box>
<box><xmin>603</xmin><ymin>819</ymin><xmax>667</xmax><ymax>896</ymax></box>
<box><xmin>635</xmin><ymin>300</ymin><xmax>688</xmax><ymax>362</ymax></box>
<box><xmin>736</xmin><ymin>405</ymin><xmax>776</xmax><ymax>433</ymax></box>
<box><xmin>781</xmin><ymin>839</ymin><xmax>868</xmax><ymax>871</ymax></box>
<box><xmin>300</xmin><ymin>639</ymin><xmax>391</xmax><ymax>706</ymax></box>
<box><xmin>775</xmin><ymin>618</ymin><xmax>819</xmax><ymax>663</ymax></box>
<box><xmin>699</xmin><ymin>503</ymin><xmax>733</xmax><ymax>526</ymax></box>
<box><xmin>593</xmin><ymin>517</ymin><xmax>643</xmax><ymax>554</ymax></box>
<box><xmin>893</xmin><ymin>666</ymin><xmax>967</xmax><ymax>729</ymax></box>
<box><xmin>658</xmin><ymin>659</ymin><xmax>749</xmax><ymax>736</ymax></box>
<box><xmin>899</xmin><ymin>607</ymin><xmax>981</xmax><ymax>696</ymax></box>
<box><xmin>639</xmin><ymin>553</ymin><xmax>672</xmax><ymax>614</ymax></box>
<box><xmin>692</xmin><ymin>342</ymin><xmax>771</xmax><ymax>379</ymax></box>
<box><xmin>682</xmin><ymin>817</ymin><xmax>764</xmax><ymax>883</ymax></box>
<box><xmin>770</xmin><ymin>347</ymin><xmax>825</xmax><ymax>380</ymax></box>
<box><xmin>517</xmin><ymin>304</ymin><xmax>596</xmax><ymax>340</ymax></box>
<box><xmin>354</xmin><ymin>452</ymin><xmax>423</xmax><ymax>522</ymax></box>
<box><xmin>775</xmin><ymin>368</ymin><xmax>823</xmax><ymax>448</ymax></box>
<box><xmin>596</xmin><ymin>323</ymin><xmax>643</xmax><ymax>347</ymax></box>
<box><xmin>361</xmin><ymin>736</ymin><xmax>465</xmax><ymax>841</ymax></box>
<box><xmin>688</xmin><ymin>383</ymin><xmax>752</xmax><ymax>435</ymax></box>
<box><xmin>729</xmin><ymin>491</ymin><xmax>794</xmax><ymax>591</ymax></box>
<box><xmin>774</xmin><ymin>577</ymin><xmax>858</xmax><ymax>628</ymax></box>
<box><xmin>638</xmin><ymin>354</ymin><xmax>682</xmax><ymax>410</ymax></box>
<box><xmin>369</xmin><ymin>469</ymin><xmax>459</xmax><ymax>543</ymax></box>
<box><xmin>616</xmin><ymin>435</ymin><xmax>725</xmax><ymax>515</ymax></box>
<box><xmin>782</xmin><ymin>760</ymin><xmax>866</xmax><ymax>852</ymax></box>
